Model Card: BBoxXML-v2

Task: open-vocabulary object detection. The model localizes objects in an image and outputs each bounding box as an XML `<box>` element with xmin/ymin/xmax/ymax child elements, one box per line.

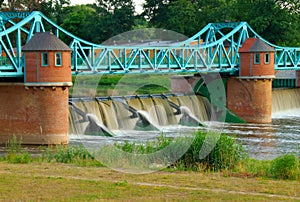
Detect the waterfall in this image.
<box><xmin>272</xmin><ymin>88</ymin><xmax>300</xmax><ymax>117</ymax></box>
<box><xmin>69</xmin><ymin>94</ymin><xmax>211</xmax><ymax>136</ymax></box>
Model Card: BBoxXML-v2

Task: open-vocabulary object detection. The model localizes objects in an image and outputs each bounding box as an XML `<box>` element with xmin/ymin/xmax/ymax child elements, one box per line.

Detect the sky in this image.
<box><xmin>70</xmin><ymin>0</ymin><xmax>144</xmax><ymax>14</ymax></box>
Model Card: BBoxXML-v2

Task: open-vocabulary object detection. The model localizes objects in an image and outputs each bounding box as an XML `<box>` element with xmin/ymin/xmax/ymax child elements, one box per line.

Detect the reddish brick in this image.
<box><xmin>239</xmin><ymin>38</ymin><xmax>275</xmax><ymax>77</ymax></box>
<box><xmin>0</xmin><ymin>85</ymin><xmax>69</xmax><ymax>145</ymax></box>
<box><xmin>226</xmin><ymin>77</ymin><xmax>273</xmax><ymax>123</ymax></box>
<box><xmin>0</xmin><ymin>33</ymin><xmax>73</xmax><ymax>145</ymax></box>
<box><xmin>25</xmin><ymin>51</ymin><xmax>71</xmax><ymax>83</ymax></box>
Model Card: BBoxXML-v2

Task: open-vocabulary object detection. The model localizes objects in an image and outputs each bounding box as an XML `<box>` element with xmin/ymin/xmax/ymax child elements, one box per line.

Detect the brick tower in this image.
<box><xmin>0</xmin><ymin>32</ymin><xmax>72</xmax><ymax>144</ymax></box>
<box><xmin>227</xmin><ymin>38</ymin><xmax>275</xmax><ymax>123</ymax></box>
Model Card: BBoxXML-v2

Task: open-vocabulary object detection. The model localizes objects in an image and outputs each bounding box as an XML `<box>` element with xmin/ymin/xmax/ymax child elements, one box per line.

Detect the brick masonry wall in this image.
<box><xmin>0</xmin><ymin>84</ymin><xmax>69</xmax><ymax>144</ymax></box>
<box><xmin>25</xmin><ymin>51</ymin><xmax>72</xmax><ymax>83</ymax></box>
<box><xmin>227</xmin><ymin>77</ymin><xmax>273</xmax><ymax>123</ymax></box>
<box><xmin>240</xmin><ymin>52</ymin><xmax>275</xmax><ymax>77</ymax></box>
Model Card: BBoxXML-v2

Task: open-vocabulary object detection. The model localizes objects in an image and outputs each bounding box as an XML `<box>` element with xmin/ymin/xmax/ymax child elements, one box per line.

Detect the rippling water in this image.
<box><xmin>216</xmin><ymin>117</ymin><xmax>300</xmax><ymax>159</ymax></box>
<box><xmin>70</xmin><ymin>110</ymin><xmax>300</xmax><ymax>160</ymax></box>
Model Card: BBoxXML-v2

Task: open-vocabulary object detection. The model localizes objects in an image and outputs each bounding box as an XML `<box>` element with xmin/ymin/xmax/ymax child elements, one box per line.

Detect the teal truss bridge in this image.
<box><xmin>0</xmin><ymin>11</ymin><xmax>300</xmax><ymax>78</ymax></box>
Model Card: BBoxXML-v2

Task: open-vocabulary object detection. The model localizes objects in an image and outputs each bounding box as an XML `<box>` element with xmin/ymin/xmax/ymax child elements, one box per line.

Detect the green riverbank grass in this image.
<box><xmin>3</xmin><ymin>132</ymin><xmax>299</xmax><ymax>180</ymax></box>
<box><xmin>71</xmin><ymin>74</ymin><xmax>173</xmax><ymax>96</ymax></box>
<box><xmin>0</xmin><ymin>162</ymin><xmax>299</xmax><ymax>201</ymax></box>
<box><xmin>1</xmin><ymin>132</ymin><xmax>299</xmax><ymax>201</ymax></box>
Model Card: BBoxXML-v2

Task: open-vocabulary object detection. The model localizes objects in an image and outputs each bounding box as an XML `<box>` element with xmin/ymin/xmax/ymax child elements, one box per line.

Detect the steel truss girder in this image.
<box><xmin>0</xmin><ymin>11</ymin><xmax>299</xmax><ymax>78</ymax></box>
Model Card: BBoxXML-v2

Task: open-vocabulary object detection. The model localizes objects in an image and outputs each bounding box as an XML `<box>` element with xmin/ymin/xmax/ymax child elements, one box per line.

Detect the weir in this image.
<box><xmin>69</xmin><ymin>87</ymin><xmax>300</xmax><ymax>137</ymax></box>
<box><xmin>272</xmin><ymin>88</ymin><xmax>300</xmax><ymax>115</ymax></box>
<box><xmin>69</xmin><ymin>94</ymin><xmax>210</xmax><ymax>136</ymax></box>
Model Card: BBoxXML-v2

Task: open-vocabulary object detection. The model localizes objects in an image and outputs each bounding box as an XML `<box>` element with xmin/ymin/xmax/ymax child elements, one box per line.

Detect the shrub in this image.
<box><xmin>270</xmin><ymin>154</ymin><xmax>299</xmax><ymax>180</ymax></box>
<box><xmin>115</xmin><ymin>131</ymin><xmax>247</xmax><ymax>171</ymax></box>
<box><xmin>176</xmin><ymin>131</ymin><xmax>248</xmax><ymax>171</ymax></box>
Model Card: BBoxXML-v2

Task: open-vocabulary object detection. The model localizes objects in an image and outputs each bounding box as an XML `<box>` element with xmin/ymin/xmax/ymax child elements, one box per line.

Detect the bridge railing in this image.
<box><xmin>275</xmin><ymin>48</ymin><xmax>300</xmax><ymax>70</ymax></box>
<box><xmin>71</xmin><ymin>45</ymin><xmax>240</xmax><ymax>75</ymax></box>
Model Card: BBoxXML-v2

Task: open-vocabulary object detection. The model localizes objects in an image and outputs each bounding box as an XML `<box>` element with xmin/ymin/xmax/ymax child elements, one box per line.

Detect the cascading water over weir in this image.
<box><xmin>272</xmin><ymin>88</ymin><xmax>300</xmax><ymax>116</ymax></box>
<box><xmin>69</xmin><ymin>94</ymin><xmax>211</xmax><ymax>136</ymax></box>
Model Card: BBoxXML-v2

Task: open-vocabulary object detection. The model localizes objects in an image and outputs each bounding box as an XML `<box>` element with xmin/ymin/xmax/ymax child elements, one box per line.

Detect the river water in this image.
<box><xmin>216</xmin><ymin>111</ymin><xmax>300</xmax><ymax>159</ymax></box>
<box><xmin>69</xmin><ymin>110</ymin><xmax>300</xmax><ymax>160</ymax></box>
<box><xmin>69</xmin><ymin>88</ymin><xmax>300</xmax><ymax>160</ymax></box>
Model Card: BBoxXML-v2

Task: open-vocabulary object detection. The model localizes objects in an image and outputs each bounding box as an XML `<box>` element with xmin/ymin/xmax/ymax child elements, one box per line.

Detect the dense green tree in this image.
<box><xmin>22</xmin><ymin>0</ymin><xmax>44</xmax><ymax>11</ymax></box>
<box><xmin>132</xmin><ymin>14</ymin><xmax>149</xmax><ymax>30</ymax></box>
<box><xmin>60</xmin><ymin>5</ymin><xmax>97</xmax><ymax>42</ymax></box>
<box><xmin>194</xmin><ymin>0</ymin><xmax>234</xmax><ymax>23</ymax></box>
<box><xmin>143</xmin><ymin>0</ymin><xmax>236</xmax><ymax>36</ymax></box>
<box><xmin>0</xmin><ymin>0</ymin><xmax>7</xmax><ymax>11</ymax></box>
<box><xmin>164</xmin><ymin>0</ymin><xmax>197</xmax><ymax>36</ymax></box>
<box><xmin>40</xmin><ymin>0</ymin><xmax>71</xmax><ymax>25</ymax></box>
<box><xmin>142</xmin><ymin>0</ymin><xmax>169</xmax><ymax>28</ymax></box>
<box><xmin>94</xmin><ymin>0</ymin><xmax>136</xmax><ymax>42</ymax></box>
<box><xmin>0</xmin><ymin>0</ymin><xmax>56</xmax><ymax>11</ymax></box>
<box><xmin>232</xmin><ymin>0</ymin><xmax>300</xmax><ymax>46</ymax></box>
<box><xmin>275</xmin><ymin>0</ymin><xmax>300</xmax><ymax>14</ymax></box>
<box><xmin>142</xmin><ymin>0</ymin><xmax>300</xmax><ymax>45</ymax></box>
<box><xmin>0</xmin><ymin>0</ymin><xmax>70</xmax><ymax>16</ymax></box>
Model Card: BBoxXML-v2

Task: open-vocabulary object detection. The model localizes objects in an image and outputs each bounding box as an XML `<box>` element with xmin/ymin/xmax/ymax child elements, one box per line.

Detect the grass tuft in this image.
<box><xmin>270</xmin><ymin>154</ymin><xmax>299</xmax><ymax>180</ymax></box>
<box><xmin>5</xmin><ymin>136</ymin><xmax>32</xmax><ymax>164</ymax></box>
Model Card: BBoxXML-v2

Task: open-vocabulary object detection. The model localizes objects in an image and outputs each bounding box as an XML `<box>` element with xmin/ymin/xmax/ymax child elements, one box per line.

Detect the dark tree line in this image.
<box><xmin>0</xmin><ymin>0</ymin><xmax>299</xmax><ymax>46</ymax></box>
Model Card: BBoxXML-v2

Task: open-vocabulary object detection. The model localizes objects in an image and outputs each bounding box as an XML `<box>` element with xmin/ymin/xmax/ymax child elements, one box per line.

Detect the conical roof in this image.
<box><xmin>22</xmin><ymin>32</ymin><xmax>72</xmax><ymax>51</ymax></box>
<box><xmin>239</xmin><ymin>38</ymin><xmax>274</xmax><ymax>53</ymax></box>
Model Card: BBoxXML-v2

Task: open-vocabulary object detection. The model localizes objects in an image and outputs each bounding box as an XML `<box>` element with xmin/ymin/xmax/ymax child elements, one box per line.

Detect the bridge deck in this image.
<box><xmin>0</xmin><ymin>12</ymin><xmax>299</xmax><ymax>77</ymax></box>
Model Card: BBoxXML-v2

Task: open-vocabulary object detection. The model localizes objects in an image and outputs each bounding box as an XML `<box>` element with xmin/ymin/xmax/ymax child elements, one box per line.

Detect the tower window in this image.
<box><xmin>55</xmin><ymin>52</ymin><xmax>62</xmax><ymax>66</ymax></box>
<box><xmin>42</xmin><ymin>52</ymin><xmax>48</xmax><ymax>66</ymax></box>
<box><xmin>254</xmin><ymin>53</ymin><xmax>260</xmax><ymax>64</ymax></box>
<box><xmin>264</xmin><ymin>53</ymin><xmax>270</xmax><ymax>64</ymax></box>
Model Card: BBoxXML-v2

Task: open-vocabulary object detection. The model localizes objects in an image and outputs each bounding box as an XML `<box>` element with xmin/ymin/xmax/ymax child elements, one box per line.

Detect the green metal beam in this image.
<box><xmin>0</xmin><ymin>11</ymin><xmax>299</xmax><ymax>78</ymax></box>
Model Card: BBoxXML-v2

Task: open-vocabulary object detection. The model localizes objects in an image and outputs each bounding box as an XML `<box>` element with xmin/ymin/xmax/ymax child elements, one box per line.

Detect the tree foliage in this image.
<box><xmin>0</xmin><ymin>0</ymin><xmax>70</xmax><ymax>12</ymax></box>
<box><xmin>164</xmin><ymin>0</ymin><xmax>197</xmax><ymax>36</ymax></box>
<box><xmin>93</xmin><ymin>0</ymin><xmax>136</xmax><ymax>42</ymax></box>
<box><xmin>60</xmin><ymin>5</ymin><xmax>97</xmax><ymax>42</ymax></box>
<box><xmin>143</xmin><ymin>0</ymin><xmax>300</xmax><ymax>46</ymax></box>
